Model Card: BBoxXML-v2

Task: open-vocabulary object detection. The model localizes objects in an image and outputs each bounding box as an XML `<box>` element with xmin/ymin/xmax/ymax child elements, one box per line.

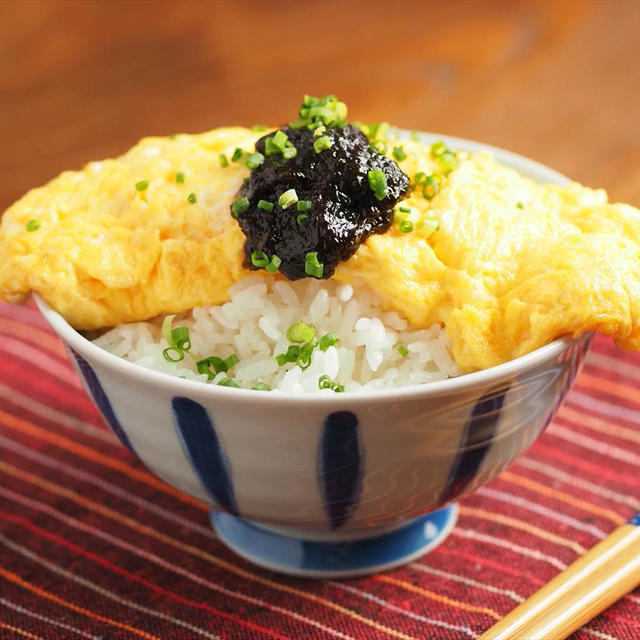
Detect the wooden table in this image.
<box><xmin>2</xmin><ymin>0</ymin><xmax>639</xmax><ymax>215</ymax></box>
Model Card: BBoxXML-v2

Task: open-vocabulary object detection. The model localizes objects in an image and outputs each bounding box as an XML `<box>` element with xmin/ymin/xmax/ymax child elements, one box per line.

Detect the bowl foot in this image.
<box><xmin>211</xmin><ymin>504</ymin><xmax>458</xmax><ymax>578</ymax></box>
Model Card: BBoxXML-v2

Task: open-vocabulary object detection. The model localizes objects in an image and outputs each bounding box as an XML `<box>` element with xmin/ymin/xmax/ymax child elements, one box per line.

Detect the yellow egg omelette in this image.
<box><xmin>2</xmin><ymin>125</ymin><xmax>640</xmax><ymax>372</ymax></box>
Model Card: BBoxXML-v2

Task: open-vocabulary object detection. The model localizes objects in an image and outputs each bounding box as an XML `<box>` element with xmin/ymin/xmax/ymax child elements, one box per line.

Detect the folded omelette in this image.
<box><xmin>2</xmin><ymin>124</ymin><xmax>639</xmax><ymax>372</ymax></box>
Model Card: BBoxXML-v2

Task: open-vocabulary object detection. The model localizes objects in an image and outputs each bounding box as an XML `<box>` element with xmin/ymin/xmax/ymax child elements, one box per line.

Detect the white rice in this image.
<box><xmin>93</xmin><ymin>276</ymin><xmax>459</xmax><ymax>392</ymax></box>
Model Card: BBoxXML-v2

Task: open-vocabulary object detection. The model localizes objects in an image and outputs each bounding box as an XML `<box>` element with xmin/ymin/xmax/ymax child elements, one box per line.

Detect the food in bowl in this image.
<box><xmin>2</xmin><ymin>95</ymin><xmax>639</xmax><ymax>392</ymax></box>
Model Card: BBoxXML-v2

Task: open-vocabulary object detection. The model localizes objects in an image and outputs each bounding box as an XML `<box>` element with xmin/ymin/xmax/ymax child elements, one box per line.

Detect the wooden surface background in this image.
<box><xmin>1</xmin><ymin>0</ymin><xmax>639</xmax><ymax>213</ymax></box>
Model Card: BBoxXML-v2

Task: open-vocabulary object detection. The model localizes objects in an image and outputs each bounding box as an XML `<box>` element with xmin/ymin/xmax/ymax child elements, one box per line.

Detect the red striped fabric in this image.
<box><xmin>0</xmin><ymin>299</ymin><xmax>638</xmax><ymax>640</ymax></box>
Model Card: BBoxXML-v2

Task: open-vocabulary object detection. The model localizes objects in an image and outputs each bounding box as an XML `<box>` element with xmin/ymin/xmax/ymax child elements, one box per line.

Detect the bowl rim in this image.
<box><xmin>34</xmin><ymin>130</ymin><xmax>582</xmax><ymax>405</ymax></box>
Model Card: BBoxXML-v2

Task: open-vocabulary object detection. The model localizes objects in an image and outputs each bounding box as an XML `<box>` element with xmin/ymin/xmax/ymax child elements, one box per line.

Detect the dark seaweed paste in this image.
<box><xmin>232</xmin><ymin>116</ymin><xmax>410</xmax><ymax>280</ymax></box>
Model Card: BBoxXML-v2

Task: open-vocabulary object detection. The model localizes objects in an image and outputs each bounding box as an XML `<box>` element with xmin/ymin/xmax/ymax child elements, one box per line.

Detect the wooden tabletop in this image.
<box><xmin>2</xmin><ymin>0</ymin><xmax>639</xmax><ymax>213</ymax></box>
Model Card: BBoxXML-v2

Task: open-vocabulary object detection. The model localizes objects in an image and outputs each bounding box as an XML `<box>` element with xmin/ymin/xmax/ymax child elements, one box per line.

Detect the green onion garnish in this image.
<box><xmin>276</xmin><ymin>344</ymin><xmax>301</xmax><ymax>366</ymax></box>
<box><xmin>196</xmin><ymin>356</ymin><xmax>227</xmax><ymax>378</ymax></box>
<box><xmin>231</xmin><ymin>196</ymin><xmax>249</xmax><ymax>217</ymax></box>
<box><xmin>392</xmin><ymin>146</ymin><xmax>407</xmax><ymax>161</ymax></box>
<box><xmin>319</xmin><ymin>333</ymin><xmax>339</xmax><ymax>351</ymax></box>
<box><xmin>430</xmin><ymin>141</ymin><xmax>447</xmax><ymax>157</ymax></box>
<box><xmin>218</xmin><ymin>377</ymin><xmax>240</xmax><ymax>388</ymax></box>
<box><xmin>367</xmin><ymin>169</ymin><xmax>388</xmax><ymax>201</ymax></box>
<box><xmin>313</xmin><ymin>135</ymin><xmax>333</xmax><ymax>153</ymax></box>
<box><xmin>265</xmin><ymin>130</ymin><xmax>297</xmax><ymax>159</ymax></box>
<box><xmin>250</xmin><ymin>251</ymin><xmax>269</xmax><ymax>268</ymax></box>
<box><xmin>224</xmin><ymin>354</ymin><xmax>239</xmax><ymax>369</ymax></box>
<box><xmin>231</xmin><ymin>148</ymin><xmax>246</xmax><ymax>162</ymax></box>
<box><xmin>318</xmin><ymin>375</ymin><xmax>345</xmax><ymax>392</ymax></box>
<box><xmin>287</xmin><ymin>322</ymin><xmax>316</xmax><ymax>344</ymax></box>
<box><xmin>219</xmin><ymin>154</ymin><xmax>229</xmax><ymax>168</ymax></box>
<box><xmin>245</xmin><ymin>152</ymin><xmax>264</xmax><ymax>170</ymax></box>
<box><xmin>304</xmin><ymin>252</ymin><xmax>324</xmax><ymax>278</ymax></box>
<box><xmin>257</xmin><ymin>200</ymin><xmax>274</xmax><ymax>212</ymax></box>
<box><xmin>175</xmin><ymin>172</ymin><xmax>185</xmax><ymax>183</ymax></box>
<box><xmin>398</xmin><ymin>205</ymin><xmax>411</xmax><ymax>213</ymax></box>
<box><xmin>135</xmin><ymin>180</ymin><xmax>149</xmax><ymax>191</ymax></box>
<box><xmin>25</xmin><ymin>219</ymin><xmax>41</xmax><ymax>232</ymax></box>
<box><xmin>399</xmin><ymin>220</ymin><xmax>414</xmax><ymax>233</ymax></box>
<box><xmin>437</xmin><ymin>150</ymin><xmax>459</xmax><ymax>175</ymax></box>
<box><xmin>278</xmin><ymin>189</ymin><xmax>298</xmax><ymax>209</ymax></box>
<box><xmin>516</xmin><ymin>201</ymin><xmax>525</xmax><ymax>209</ymax></box>
<box><xmin>265</xmin><ymin>254</ymin><xmax>281</xmax><ymax>273</ymax></box>
<box><xmin>296</xmin><ymin>200</ymin><xmax>312</xmax><ymax>212</ymax></box>
<box><xmin>413</xmin><ymin>171</ymin><xmax>426</xmax><ymax>186</ymax></box>
<box><xmin>296</xmin><ymin>214</ymin><xmax>309</xmax><ymax>226</ymax></box>
<box><xmin>422</xmin><ymin>174</ymin><xmax>441</xmax><ymax>200</ymax></box>
<box><xmin>370</xmin><ymin>139</ymin><xmax>387</xmax><ymax>155</ymax></box>
<box><xmin>161</xmin><ymin>315</ymin><xmax>191</xmax><ymax>362</ymax></box>
<box><xmin>397</xmin><ymin>344</ymin><xmax>409</xmax><ymax>357</ymax></box>
<box><xmin>252</xmin><ymin>382</ymin><xmax>271</xmax><ymax>391</ymax></box>
<box><xmin>187</xmin><ymin>192</ymin><xmax>197</xmax><ymax>204</ymax></box>
<box><xmin>252</xmin><ymin>124</ymin><xmax>268</xmax><ymax>132</ymax></box>
<box><xmin>296</xmin><ymin>341</ymin><xmax>316</xmax><ymax>370</ymax></box>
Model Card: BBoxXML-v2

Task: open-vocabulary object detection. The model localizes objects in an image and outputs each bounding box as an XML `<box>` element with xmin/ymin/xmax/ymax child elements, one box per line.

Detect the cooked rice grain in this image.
<box><xmin>93</xmin><ymin>276</ymin><xmax>459</xmax><ymax>392</ymax></box>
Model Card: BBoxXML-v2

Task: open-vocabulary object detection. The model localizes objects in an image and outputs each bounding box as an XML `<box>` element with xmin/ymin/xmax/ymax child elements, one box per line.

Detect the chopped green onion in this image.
<box><xmin>245</xmin><ymin>152</ymin><xmax>264</xmax><ymax>170</ymax></box>
<box><xmin>422</xmin><ymin>174</ymin><xmax>441</xmax><ymax>200</ymax></box>
<box><xmin>224</xmin><ymin>354</ymin><xmax>239</xmax><ymax>369</ymax></box>
<box><xmin>397</xmin><ymin>344</ymin><xmax>409</xmax><ymax>357</ymax></box>
<box><xmin>252</xmin><ymin>124</ymin><xmax>268</xmax><ymax>132</ymax></box>
<box><xmin>430</xmin><ymin>141</ymin><xmax>447</xmax><ymax>157</ymax></box>
<box><xmin>413</xmin><ymin>171</ymin><xmax>427</xmax><ymax>186</ymax></box>
<box><xmin>231</xmin><ymin>147</ymin><xmax>246</xmax><ymax>162</ymax></box>
<box><xmin>296</xmin><ymin>214</ymin><xmax>309</xmax><ymax>226</ymax></box>
<box><xmin>135</xmin><ymin>180</ymin><xmax>149</xmax><ymax>191</ymax></box>
<box><xmin>257</xmin><ymin>199</ymin><xmax>274</xmax><ymax>212</ymax></box>
<box><xmin>296</xmin><ymin>341</ymin><xmax>316</xmax><ymax>370</ymax></box>
<box><xmin>264</xmin><ymin>254</ymin><xmax>281</xmax><ymax>273</ymax></box>
<box><xmin>272</xmin><ymin>130</ymin><xmax>288</xmax><ymax>149</ymax></box>
<box><xmin>319</xmin><ymin>333</ymin><xmax>339</xmax><ymax>351</ymax></box>
<box><xmin>293</xmin><ymin>94</ymin><xmax>348</xmax><ymax>130</ymax></box>
<box><xmin>367</xmin><ymin>169</ymin><xmax>388</xmax><ymax>200</ymax></box>
<box><xmin>187</xmin><ymin>192</ymin><xmax>197</xmax><ymax>204</ymax></box>
<box><xmin>437</xmin><ymin>150</ymin><xmax>459</xmax><ymax>175</ymax></box>
<box><xmin>250</xmin><ymin>251</ymin><xmax>269</xmax><ymax>268</ymax></box>
<box><xmin>282</xmin><ymin>146</ymin><xmax>297</xmax><ymax>159</ymax></box>
<box><xmin>516</xmin><ymin>201</ymin><xmax>525</xmax><ymax>209</ymax></box>
<box><xmin>304</xmin><ymin>252</ymin><xmax>324</xmax><ymax>278</ymax></box>
<box><xmin>162</xmin><ymin>348</ymin><xmax>184</xmax><ymax>362</ymax></box>
<box><xmin>175</xmin><ymin>171</ymin><xmax>185</xmax><ymax>183</ymax></box>
<box><xmin>368</xmin><ymin>122</ymin><xmax>389</xmax><ymax>140</ymax></box>
<box><xmin>296</xmin><ymin>200</ymin><xmax>312</xmax><ymax>212</ymax></box>
<box><xmin>287</xmin><ymin>322</ymin><xmax>316</xmax><ymax>344</ymax></box>
<box><xmin>162</xmin><ymin>315</ymin><xmax>176</xmax><ymax>347</ymax></box>
<box><xmin>218</xmin><ymin>377</ymin><xmax>240</xmax><ymax>388</ymax></box>
<box><xmin>219</xmin><ymin>153</ymin><xmax>229</xmax><ymax>168</ymax></box>
<box><xmin>313</xmin><ymin>124</ymin><xmax>327</xmax><ymax>137</ymax></box>
<box><xmin>231</xmin><ymin>196</ymin><xmax>249</xmax><ymax>217</ymax></box>
<box><xmin>318</xmin><ymin>375</ymin><xmax>344</xmax><ymax>392</ymax></box>
<box><xmin>370</xmin><ymin>139</ymin><xmax>388</xmax><ymax>155</ymax></box>
<box><xmin>252</xmin><ymin>382</ymin><xmax>271</xmax><ymax>391</ymax></box>
<box><xmin>197</xmin><ymin>356</ymin><xmax>227</xmax><ymax>378</ymax></box>
<box><xmin>278</xmin><ymin>189</ymin><xmax>298</xmax><ymax>209</ymax></box>
<box><xmin>398</xmin><ymin>205</ymin><xmax>411</xmax><ymax>213</ymax></box>
<box><xmin>399</xmin><ymin>220</ymin><xmax>414</xmax><ymax>233</ymax></box>
<box><xmin>392</xmin><ymin>146</ymin><xmax>407</xmax><ymax>161</ymax></box>
<box><xmin>276</xmin><ymin>344</ymin><xmax>301</xmax><ymax>366</ymax></box>
<box><xmin>25</xmin><ymin>219</ymin><xmax>41</xmax><ymax>232</ymax></box>
<box><xmin>265</xmin><ymin>130</ymin><xmax>297</xmax><ymax>159</ymax></box>
<box><xmin>171</xmin><ymin>326</ymin><xmax>191</xmax><ymax>351</ymax></box>
<box><xmin>313</xmin><ymin>135</ymin><xmax>333</xmax><ymax>153</ymax></box>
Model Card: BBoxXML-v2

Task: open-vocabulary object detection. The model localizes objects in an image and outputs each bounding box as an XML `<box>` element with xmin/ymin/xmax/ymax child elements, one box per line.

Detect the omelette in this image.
<box><xmin>2</xmin><ymin>99</ymin><xmax>640</xmax><ymax>372</ymax></box>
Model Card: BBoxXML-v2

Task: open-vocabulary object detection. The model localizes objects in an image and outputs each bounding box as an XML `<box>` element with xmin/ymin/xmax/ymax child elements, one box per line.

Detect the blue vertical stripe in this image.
<box><xmin>172</xmin><ymin>397</ymin><xmax>238</xmax><ymax>515</ymax></box>
<box><xmin>71</xmin><ymin>350</ymin><xmax>136</xmax><ymax>453</ymax></box>
<box><xmin>439</xmin><ymin>386</ymin><xmax>509</xmax><ymax>503</ymax></box>
<box><xmin>318</xmin><ymin>411</ymin><xmax>362</xmax><ymax>530</ymax></box>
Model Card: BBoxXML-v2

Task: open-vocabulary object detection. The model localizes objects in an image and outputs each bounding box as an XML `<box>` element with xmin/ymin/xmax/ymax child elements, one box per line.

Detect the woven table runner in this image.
<box><xmin>0</xmin><ymin>300</ymin><xmax>638</xmax><ymax>640</ymax></box>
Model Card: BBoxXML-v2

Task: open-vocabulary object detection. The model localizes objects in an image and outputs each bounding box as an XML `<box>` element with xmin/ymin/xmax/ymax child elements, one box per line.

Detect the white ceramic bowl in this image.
<box><xmin>35</xmin><ymin>133</ymin><xmax>592</xmax><ymax>577</ymax></box>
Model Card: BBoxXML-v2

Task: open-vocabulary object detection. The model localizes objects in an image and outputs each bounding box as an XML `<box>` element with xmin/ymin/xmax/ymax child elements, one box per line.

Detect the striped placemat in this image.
<box><xmin>1</xmin><ymin>300</ymin><xmax>638</xmax><ymax>640</ymax></box>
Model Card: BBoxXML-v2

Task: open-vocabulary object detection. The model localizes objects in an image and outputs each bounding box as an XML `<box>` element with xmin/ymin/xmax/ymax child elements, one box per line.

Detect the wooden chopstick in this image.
<box><xmin>478</xmin><ymin>512</ymin><xmax>640</xmax><ymax>640</ymax></box>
